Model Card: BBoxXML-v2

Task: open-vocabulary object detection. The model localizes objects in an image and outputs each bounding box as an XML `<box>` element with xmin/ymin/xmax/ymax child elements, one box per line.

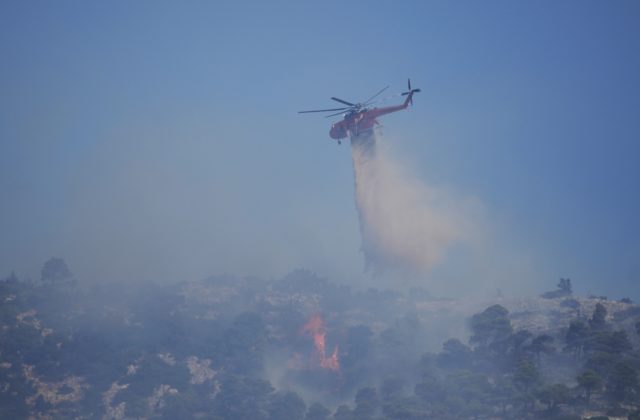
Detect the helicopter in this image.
<box><xmin>298</xmin><ymin>79</ymin><xmax>420</xmax><ymax>144</ymax></box>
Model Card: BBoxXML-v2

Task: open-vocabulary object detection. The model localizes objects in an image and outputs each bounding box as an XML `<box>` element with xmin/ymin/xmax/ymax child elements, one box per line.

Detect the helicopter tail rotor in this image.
<box><xmin>401</xmin><ymin>78</ymin><xmax>421</xmax><ymax>105</ymax></box>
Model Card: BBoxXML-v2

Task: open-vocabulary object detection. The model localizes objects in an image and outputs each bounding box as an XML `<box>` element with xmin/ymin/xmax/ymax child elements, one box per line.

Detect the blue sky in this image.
<box><xmin>1</xmin><ymin>1</ymin><xmax>639</xmax><ymax>298</ymax></box>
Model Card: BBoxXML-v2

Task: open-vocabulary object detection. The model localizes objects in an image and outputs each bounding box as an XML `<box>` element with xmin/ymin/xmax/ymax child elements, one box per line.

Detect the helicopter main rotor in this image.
<box><xmin>299</xmin><ymin>85</ymin><xmax>389</xmax><ymax>118</ymax></box>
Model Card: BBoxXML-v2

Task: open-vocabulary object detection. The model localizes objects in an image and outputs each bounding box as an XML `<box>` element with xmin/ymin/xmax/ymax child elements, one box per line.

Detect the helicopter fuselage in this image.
<box><xmin>329</xmin><ymin>99</ymin><xmax>412</xmax><ymax>140</ymax></box>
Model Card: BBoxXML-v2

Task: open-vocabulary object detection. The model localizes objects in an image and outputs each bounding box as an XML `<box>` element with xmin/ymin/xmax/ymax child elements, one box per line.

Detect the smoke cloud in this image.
<box><xmin>350</xmin><ymin>130</ymin><xmax>479</xmax><ymax>274</ymax></box>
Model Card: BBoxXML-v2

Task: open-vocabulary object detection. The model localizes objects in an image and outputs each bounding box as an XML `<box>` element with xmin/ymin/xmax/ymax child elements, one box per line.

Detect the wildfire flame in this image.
<box><xmin>302</xmin><ymin>314</ymin><xmax>340</xmax><ymax>371</ymax></box>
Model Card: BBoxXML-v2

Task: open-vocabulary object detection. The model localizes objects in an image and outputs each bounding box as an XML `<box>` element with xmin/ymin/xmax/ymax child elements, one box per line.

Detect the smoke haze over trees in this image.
<box><xmin>2</xmin><ymin>262</ymin><xmax>640</xmax><ymax>418</ymax></box>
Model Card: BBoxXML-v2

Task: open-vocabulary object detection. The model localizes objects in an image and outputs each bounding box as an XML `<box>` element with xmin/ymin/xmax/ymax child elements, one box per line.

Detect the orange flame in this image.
<box><xmin>302</xmin><ymin>314</ymin><xmax>340</xmax><ymax>371</ymax></box>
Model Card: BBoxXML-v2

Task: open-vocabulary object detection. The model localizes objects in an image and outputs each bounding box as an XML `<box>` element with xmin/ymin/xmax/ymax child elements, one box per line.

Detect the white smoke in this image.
<box><xmin>350</xmin><ymin>129</ymin><xmax>480</xmax><ymax>274</ymax></box>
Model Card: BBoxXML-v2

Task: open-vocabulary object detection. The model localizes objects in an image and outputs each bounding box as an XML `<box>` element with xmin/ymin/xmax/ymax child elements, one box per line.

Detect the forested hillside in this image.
<box><xmin>1</xmin><ymin>262</ymin><xmax>639</xmax><ymax>419</ymax></box>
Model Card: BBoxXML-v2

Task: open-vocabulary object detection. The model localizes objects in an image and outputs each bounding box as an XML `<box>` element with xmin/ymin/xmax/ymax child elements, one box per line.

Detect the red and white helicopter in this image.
<box><xmin>298</xmin><ymin>79</ymin><xmax>420</xmax><ymax>144</ymax></box>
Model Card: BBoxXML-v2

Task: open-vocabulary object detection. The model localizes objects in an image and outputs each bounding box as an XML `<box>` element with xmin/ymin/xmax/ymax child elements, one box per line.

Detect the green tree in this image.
<box><xmin>503</xmin><ymin>329</ymin><xmax>532</xmax><ymax>359</ymax></box>
<box><xmin>558</xmin><ymin>278</ymin><xmax>572</xmax><ymax>294</ymax></box>
<box><xmin>353</xmin><ymin>387</ymin><xmax>378</xmax><ymax>419</ymax></box>
<box><xmin>380</xmin><ymin>395</ymin><xmax>429</xmax><ymax>419</ymax></box>
<box><xmin>607</xmin><ymin>361</ymin><xmax>638</xmax><ymax>402</ymax></box>
<box><xmin>469</xmin><ymin>305</ymin><xmax>513</xmax><ymax>347</ymax></box>
<box><xmin>589</xmin><ymin>303</ymin><xmax>608</xmax><ymax>331</ymax></box>
<box><xmin>586</xmin><ymin>351</ymin><xmax>618</xmax><ymax>376</ymax></box>
<box><xmin>535</xmin><ymin>383</ymin><xmax>570</xmax><ymax>412</ymax></box>
<box><xmin>541</xmin><ymin>278</ymin><xmax>572</xmax><ymax>298</ymax></box>
<box><xmin>607</xmin><ymin>330</ymin><xmax>633</xmax><ymax>354</ymax></box>
<box><xmin>380</xmin><ymin>376</ymin><xmax>405</xmax><ymax>402</ymax></box>
<box><xmin>513</xmin><ymin>359</ymin><xmax>539</xmax><ymax>392</ymax></box>
<box><xmin>332</xmin><ymin>404</ymin><xmax>353</xmax><ymax>420</ymax></box>
<box><xmin>565</xmin><ymin>320</ymin><xmax>589</xmax><ymax>359</ymax></box>
<box><xmin>596</xmin><ymin>330</ymin><xmax>632</xmax><ymax>354</ymax></box>
<box><xmin>40</xmin><ymin>257</ymin><xmax>73</xmax><ymax>283</ymax></box>
<box><xmin>377</xmin><ymin>313</ymin><xmax>424</xmax><ymax>376</ymax></box>
<box><xmin>213</xmin><ymin>376</ymin><xmax>274</xmax><ymax>420</ymax></box>
<box><xmin>224</xmin><ymin>312</ymin><xmax>267</xmax><ymax>375</ymax></box>
<box><xmin>491</xmin><ymin>377</ymin><xmax>516</xmax><ymax>416</ymax></box>
<box><xmin>577</xmin><ymin>369</ymin><xmax>603</xmax><ymax>406</ymax></box>
<box><xmin>529</xmin><ymin>334</ymin><xmax>554</xmax><ymax>360</ymax></box>
<box><xmin>340</xmin><ymin>325</ymin><xmax>373</xmax><ymax>389</ymax></box>
<box><xmin>447</xmin><ymin>370</ymin><xmax>492</xmax><ymax>403</ymax></box>
<box><xmin>437</xmin><ymin>338</ymin><xmax>472</xmax><ymax>369</ymax></box>
<box><xmin>380</xmin><ymin>377</ymin><xmax>408</xmax><ymax>418</ymax></box>
<box><xmin>344</xmin><ymin>325</ymin><xmax>373</xmax><ymax>363</ymax></box>
<box><xmin>305</xmin><ymin>402</ymin><xmax>331</xmax><ymax>420</ymax></box>
<box><xmin>415</xmin><ymin>375</ymin><xmax>446</xmax><ymax>403</ymax></box>
<box><xmin>268</xmin><ymin>391</ymin><xmax>306</xmax><ymax>420</ymax></box>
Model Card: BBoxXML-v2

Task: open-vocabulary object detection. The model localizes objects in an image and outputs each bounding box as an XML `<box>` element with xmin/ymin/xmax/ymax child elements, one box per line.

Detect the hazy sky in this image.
<box><xmin>1</xmin><ymin>1</ymin><xmax>639</xmax><ymax>298</ymax></box>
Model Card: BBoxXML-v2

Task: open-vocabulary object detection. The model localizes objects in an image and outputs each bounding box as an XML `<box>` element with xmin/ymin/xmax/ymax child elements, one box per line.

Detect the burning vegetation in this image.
<box><xmin>301</xmin><ymin>314</ymin><xmax>340</xmax><ymax>372</ymax></box>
